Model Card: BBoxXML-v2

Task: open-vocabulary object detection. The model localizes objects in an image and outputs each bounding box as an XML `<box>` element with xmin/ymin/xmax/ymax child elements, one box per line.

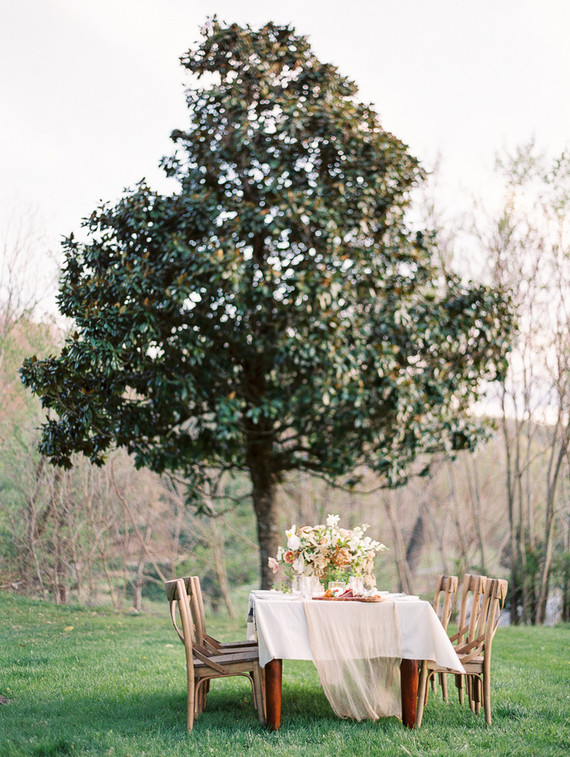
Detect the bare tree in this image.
<box><xmin>479</xmin><ymin>143</ymin><xmax>570</xmax><ymax>623</ymax></box>
<box><xmin>0</xmin><ymin>206</ymin><xmax>55</xmax><ymax>392</ymax></box>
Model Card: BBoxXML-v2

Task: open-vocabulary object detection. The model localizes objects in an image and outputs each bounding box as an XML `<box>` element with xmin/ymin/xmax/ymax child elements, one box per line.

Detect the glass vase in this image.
<box><xmin>328</xmin><ymin>580</ymin><xmax>346</xmax><ymax>594</ymax></box>
<box><xmin>348</xmin><ymin>575</ymin><xmax>365</xmax><ymax>595</ymax></box>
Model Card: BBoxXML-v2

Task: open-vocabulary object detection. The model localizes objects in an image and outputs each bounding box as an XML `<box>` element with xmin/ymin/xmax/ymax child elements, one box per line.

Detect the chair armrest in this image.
<box><xmin>192</xmin><ymin>643</ymin><xmax>228</xmax><ymax>674</ymax></box>
<box><xmin>455</xmin><ymin>633</ymin><xmax>486</xmax><ymax>663</ymax></box>
<box><xmin>448</xmin><ymin>624</ymin><xmax>469</xmax><ymax>644</ymax></box>
<box><xmin>205</xmin><ymin>634</ymin><xmax>257</xmax><ymax>650</ymax></box>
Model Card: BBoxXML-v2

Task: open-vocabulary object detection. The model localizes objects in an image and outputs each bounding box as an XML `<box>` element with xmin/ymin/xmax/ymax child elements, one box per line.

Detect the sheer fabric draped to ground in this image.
<box><xmin>304</xmin><ymin>601</ymin><xmax>402</xmax><ymax>720</ymax></box>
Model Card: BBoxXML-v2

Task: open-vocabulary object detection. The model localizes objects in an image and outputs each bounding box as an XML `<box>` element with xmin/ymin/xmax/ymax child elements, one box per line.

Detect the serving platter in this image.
<box><xmin>312</xmin><ymin>595</ymin><xmax>385</xmax><ymax>602</ymax></box>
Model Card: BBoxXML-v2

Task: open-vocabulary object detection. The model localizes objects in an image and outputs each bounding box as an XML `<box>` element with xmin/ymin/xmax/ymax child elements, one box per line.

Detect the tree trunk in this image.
<box><xmin>195</xmin><ymin>503</ymin><xmax>237</xmax><ymax>618</ymax></box>
<box><xmin>446</xmin><ymin>463</ymin><xmax>468</xmax><ymax>577</ymax></box>
<box><xmin>502</xmin><ymin>393</ymin><xmax>523</xmax><ymax>624</ymax></box>
<box><xmin>383</xmin><ymin>492</ymin><xmax>414</xmax><ymax>594</ymax></box>
<box><xmin>26</xmin><ymin>456</ymin><xmax>47</xmax><ymax>598</ymax></box>
<box><xmin>464</xmin><ymin>456</ymin><xmax>486</xmax><ymax>573</ymax></box>
<box><xmin>247</xmin><ymin>445</ymin><xmax>280</xmax><ymax>589</ymax></box>
<box><xmin>536</xmin><ymin>434</ymin><xmax>567</xmax><ymax>624</ymax></box>
<box><xmin>211</xmin><ymin>518</ymin><xmax>236</xmax><ymax>618</ymax></box>
<box><xmin>131</xmin><ymin>525</ymin><xmax>151</xmax><ymax>612</ymax></box>
<box><xmin>405</xmin><ymin>503</ymin><xmax>426</xmax><ymax>576</ymax></box>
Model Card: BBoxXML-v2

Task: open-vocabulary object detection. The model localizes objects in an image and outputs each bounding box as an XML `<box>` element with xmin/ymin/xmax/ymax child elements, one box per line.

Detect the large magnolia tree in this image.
<box><xmin>21</xmin><ymin>20</ymin><xmax>513</xmax><ymax>587</ymax></box>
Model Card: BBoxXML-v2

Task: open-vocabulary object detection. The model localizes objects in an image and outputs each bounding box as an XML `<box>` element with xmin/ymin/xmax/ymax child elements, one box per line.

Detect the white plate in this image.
<box><xmin>394</xmin><ymin>595</ymin><xmax>420</xmax><ymax>601</ymax></box>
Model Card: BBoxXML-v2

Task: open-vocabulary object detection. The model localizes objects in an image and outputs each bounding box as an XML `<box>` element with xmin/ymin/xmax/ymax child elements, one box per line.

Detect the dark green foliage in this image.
<box><xmin>20</xmin><ymin>20</ymin><xmax>514</xmax><ymax>584</ymax></box>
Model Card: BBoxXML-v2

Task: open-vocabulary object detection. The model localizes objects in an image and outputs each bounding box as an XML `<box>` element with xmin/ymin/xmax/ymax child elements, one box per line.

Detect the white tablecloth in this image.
<box><xmin>247</xmin><ymin>591</ymin><xmax>465</xmax><ymax>674</ymax></box>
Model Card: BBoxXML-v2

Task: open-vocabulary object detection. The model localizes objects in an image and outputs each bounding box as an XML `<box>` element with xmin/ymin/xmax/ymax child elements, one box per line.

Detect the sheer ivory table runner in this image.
<box><xmin>247</xmin><ymin>591</ymin><xmax>465</xmax><ymax>721</ymax></box>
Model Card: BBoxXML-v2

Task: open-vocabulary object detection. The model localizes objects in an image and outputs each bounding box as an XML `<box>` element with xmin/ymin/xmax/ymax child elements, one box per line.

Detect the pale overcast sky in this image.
<box><xmin>2</xmin><ymin>0</ymin><xmax>569</xmax><ymax>252</ymax></box>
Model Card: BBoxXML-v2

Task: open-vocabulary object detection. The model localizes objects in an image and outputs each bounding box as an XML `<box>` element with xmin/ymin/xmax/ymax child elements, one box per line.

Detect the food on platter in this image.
<box><xmin>314</xmin><ymin>586</ymin><xmax>385</xmax><ymax>602</ymax></box>
<box><xmin>322</xmin><ymin>586</ymin><xmax>349</xmax><ymax>598</ymax></box>
<box><xmin>366</xmin><ymin>590</ymin><xmax>387</xmax><ymax>599</ymax></box>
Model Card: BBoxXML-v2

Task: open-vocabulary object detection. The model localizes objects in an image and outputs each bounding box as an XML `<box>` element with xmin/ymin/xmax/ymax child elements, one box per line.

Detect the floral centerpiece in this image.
<box><xmin>268</xmin><ymin>514</ymin><xmax>387</xmax><ymax>588</ymax></box>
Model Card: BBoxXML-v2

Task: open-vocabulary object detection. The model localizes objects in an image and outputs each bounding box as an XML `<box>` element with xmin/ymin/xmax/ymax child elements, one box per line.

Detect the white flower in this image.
<box><xmin>287</xmin><ymin>533</ymin><xmax>301</xmax><ymax>550</ymax></box>
<box><xmin>285</xmin><ymin>526</ymin><xmax>301</xmax><ymax>550</ymax></box>
<box><xmin>272</xmin><ymin>516</ymin><xmax>387</xmax><ymax>584</ymax></box>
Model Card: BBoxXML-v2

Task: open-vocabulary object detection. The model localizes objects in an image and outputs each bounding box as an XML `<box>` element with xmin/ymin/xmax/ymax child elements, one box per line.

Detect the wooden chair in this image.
<box><xmin>186</xmin><ymin>575</ymin><xmax>259</xmax><ymax>714</ymax></box>
<box><xmin>418</xmin><ymin>573</ymin><xmax>486</xmax><ymax>719</ymax></box>
<box><xmin>460</xmin><ymin>577</ymin><xmax>508</xmax><ymax>722</ymax></box>
<box><xmin>451</xmin><ymin>573</ymin><xmax>488</xmax><ymax>707</ymax></box>
<box><xmin>417</xmin><ymin>576</ymin><xmax>508</xmax><ymax>726</ymax></box>
<box><xmin>430</xmin><ymin>575</ymin><xmax>459</xmax><ymax>702</ymax></box>
<box><xmin>165</xmin><ymin>577</ymin><xmax>266</xmax><ymax>732</ymax></box>
<box><xmin>188</xmin><ymin>576</ymin><xmax>257</xmax><ymax>655</ymax></box>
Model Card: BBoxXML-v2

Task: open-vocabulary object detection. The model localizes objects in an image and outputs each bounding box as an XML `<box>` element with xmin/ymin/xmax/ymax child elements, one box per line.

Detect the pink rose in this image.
<box><xmin>268</xmin><ymin>557</ymin><xmax>279</xmax><ymax>573</ymax></box>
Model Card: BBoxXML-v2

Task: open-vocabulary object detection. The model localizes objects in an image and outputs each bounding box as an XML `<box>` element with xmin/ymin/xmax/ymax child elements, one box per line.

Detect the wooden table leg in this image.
<box><xmin>264</xmin><ymin>659</ymin><xmax>282</xmax><ymax>731</ymax></box>
<box><xmin>400</xmin><ymin>658</ymin><xmax>418</xmax><ymax>728</ymax></box>
<box><xmin>265</xmin><ymin>657</ymin><xmax>417</xmax><ymax>730</ymax></box>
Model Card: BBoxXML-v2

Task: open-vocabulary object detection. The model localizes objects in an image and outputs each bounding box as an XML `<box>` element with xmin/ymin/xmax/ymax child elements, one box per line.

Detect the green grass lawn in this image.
<box><xmin>0</xmin><ymin>591</ymin><xmax>568</xmax><ymax>757</ymax></box>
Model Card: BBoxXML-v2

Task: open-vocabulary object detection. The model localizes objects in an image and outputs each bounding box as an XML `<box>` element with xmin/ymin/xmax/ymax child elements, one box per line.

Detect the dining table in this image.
<box><xmin>247</xmin><ymin>589</ymin><xmax>465</xmax><ymax>730</ymax></box>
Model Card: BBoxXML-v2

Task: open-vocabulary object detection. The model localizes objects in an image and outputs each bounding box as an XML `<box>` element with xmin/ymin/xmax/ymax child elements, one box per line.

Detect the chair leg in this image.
<box><xmin>455</xmin><ymin>673</ymin><xmax>464</xmax><ymax>704</ymax></box>
<box><xmin>201</xmin><ymin>678</ymin><xmax>210</xmax><ymax>711</ymax></box>
<box><xmin>468</xmin><ymin>675</ymin><xmax>482</xmax><ymax>714</ymax></box>
<box><xmin>194</xmin><ymin>679</ymin><xmax>207</xmax><ymax>716</ymax></box>
<box><xmin>466</xmin><ymin>676</ymin><xmax>475</xmax><ymax>712</ymax></box>
<box><xmin>416</xmin><ymin>661</ymin><xmax>429</xmax><ymax>728</ymax></box>
<box><xmin>252</xmin><ymin>666</ymin><xmax>266</xmax><ymax>725</ymax></box>
<box><xmin>440</xmin><ymin>672</ymin><xmax>449</xmax><ymax>703</ymax></box>
<box><xmin>187</xmin><ymin>679</ymin><xmax>195</xmax><ymax>732</ymax></box>
<box><xmin>198</xmin><ymin>681</ymin><xmax>207</xmax><ymax>714</ymax></box>
<box><xmin>422</xmin><ymin>668</ymin><xmax>435</xmax><ymax>707</ymax></box>
<box><xmin>473</xmin><ymin>676</ymin><xmax>483</xmax><ymax>714</ymax></box>
<box><xmin>260</xmin><ymin>664</ymin><xmax>266</xmax><ymax>706</ymax></box>
<box><xmin>243</xmin><ymin>673</ymin><xmax>258</xmax><ymax>710</ymax></box>
<box><xmin>484</xmin><ymin>673</ymin><xmax>492</xmax><ymax>725</ymax></box>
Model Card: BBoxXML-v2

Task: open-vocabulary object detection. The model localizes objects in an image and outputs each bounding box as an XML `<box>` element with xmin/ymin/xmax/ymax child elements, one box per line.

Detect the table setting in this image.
<box><xmin>247</xmin><ymin>515</ymin><xmax>465</xmax><ymax>730</ymax></box>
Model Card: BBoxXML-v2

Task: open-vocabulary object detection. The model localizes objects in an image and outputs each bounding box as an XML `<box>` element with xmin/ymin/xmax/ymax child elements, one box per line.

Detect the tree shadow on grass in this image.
<box><xmin>0</xmin><ymin>680</ymin><xmax>273</xmax><ymax>754</ymax></box>
<box><xmin>0</xmin><ymin>670</ymin><xmax>406</xmax><ymax>756</ymax></box>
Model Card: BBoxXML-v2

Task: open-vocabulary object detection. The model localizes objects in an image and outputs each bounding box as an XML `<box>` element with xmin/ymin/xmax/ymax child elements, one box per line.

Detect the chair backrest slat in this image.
<box><xmin>433</xmin><ymin>575</ymin><xmax>459</xmax><ymax>631</ymax></box>
<box><xmin>165</xmin><ymin>577</ymin><xmax>197</xmax><ymax>646</ymax></box>
<box><xmin>458</xmin><ymin>576</ymin><xmax>508</xmax><ymax>660</ymax></box>
<box><xmin>189</xmin><ymin>576</ymin><xmax>207</xmax><ymax>646</ymax></box>
<box><xmin>484</xmin><ymin>578</ymin><xmax>508</xmax><ymax>644</ymax></box>
<box><xmin>456</xmin><ymin>573</ymin><xmax>486</xmax><ymax>645</ymax></box>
